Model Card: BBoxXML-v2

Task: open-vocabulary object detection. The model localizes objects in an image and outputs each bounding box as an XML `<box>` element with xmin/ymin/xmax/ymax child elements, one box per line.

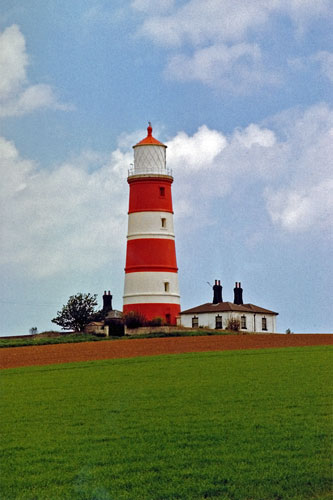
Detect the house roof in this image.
<box><xmin>134</xmin><ymin>124</ymin><xmax>166</xmax><ymax>148</ymax></box>
<box><xmin>181</xmin><ymin>302</ymin><xmax>278</xmax><ymax>315</ymax></box>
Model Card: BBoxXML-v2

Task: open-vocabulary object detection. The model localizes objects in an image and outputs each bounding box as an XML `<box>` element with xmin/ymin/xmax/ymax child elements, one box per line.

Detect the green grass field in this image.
<box><xmin>1</xmin><ymin>346</ymin><xmax>332</xmax><ymax>500</ymax></box>
<box><xmin>0</xmin><ymin>329</ymin><xmax>235</xmax><ymax>348</ymax></box>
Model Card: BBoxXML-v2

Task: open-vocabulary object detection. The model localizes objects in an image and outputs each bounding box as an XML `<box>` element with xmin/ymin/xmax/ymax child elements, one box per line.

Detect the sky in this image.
<box><xmin>0</xmin><ymin>0</ymin><xmax>332</xmax><ymax>335</ymax></box>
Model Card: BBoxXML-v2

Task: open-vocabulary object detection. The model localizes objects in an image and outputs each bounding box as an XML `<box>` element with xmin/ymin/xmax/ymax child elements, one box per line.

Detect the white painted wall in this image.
<box><xmin>124</xmin><ymin>271</ymin><xmax>180</xmax><ymax>305</ymax></box>
<box><xmin>127</xmin><ymin>211</ymin><xmax>175</xmax><ymax>240</ymax></box>
<box><xmin>180</xmin><ymin>311</ymin><xmax>277</xmax><ymax>332</ymax></box>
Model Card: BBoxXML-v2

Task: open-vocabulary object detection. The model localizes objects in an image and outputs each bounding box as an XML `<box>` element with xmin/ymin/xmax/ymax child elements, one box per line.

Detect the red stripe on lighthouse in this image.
<box><xmin>128</xmin><ymin>177</ymin><xmax>173</xmax><ymax>213</ymax></box>
<box><xmin>125</xmin><ymin>238</ymin><xmax>178</xmax><ymax>273</ymax></box>
<box><xmin>123</xmin><ymin>303</ymin><xmax>180</xmax><ymax>325</ymax></box>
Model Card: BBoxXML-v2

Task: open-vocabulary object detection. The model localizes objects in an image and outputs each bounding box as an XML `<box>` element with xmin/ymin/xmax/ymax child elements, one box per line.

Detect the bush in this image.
<box><xmin>124</xmin><ymin>311</ymin><xmax>146</xmax><ymax>329</ymax></box>
<box><xmin>226</xmin><ymin>317</ymin><xmax>240</xmax><ymax>332</ymax></box>
<box><xmin>146</xmin><ymin>317</ymin><xmax>164</xmax><ymax>327</ymax></box>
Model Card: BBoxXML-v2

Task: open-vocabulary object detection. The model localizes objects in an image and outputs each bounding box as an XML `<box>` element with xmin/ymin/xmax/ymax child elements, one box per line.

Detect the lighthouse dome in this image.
<box><xmin>129</xmin><ymin>123</ymin><xmax>172</xmax><ymax>177</ymax></box>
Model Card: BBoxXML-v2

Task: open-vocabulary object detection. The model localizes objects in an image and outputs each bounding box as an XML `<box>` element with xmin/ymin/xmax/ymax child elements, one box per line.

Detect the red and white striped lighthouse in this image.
<box><xmin>123</xmin><ymin>123</ymin><xmax>181</xmax><ymax>325</ymax></box>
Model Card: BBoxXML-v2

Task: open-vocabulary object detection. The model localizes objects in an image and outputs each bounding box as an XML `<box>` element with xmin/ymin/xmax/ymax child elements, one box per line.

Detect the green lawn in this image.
<box><xmin>1</xmin><ymin>346</ymin><xmax>332</xmax><ymax>500</ymax></box>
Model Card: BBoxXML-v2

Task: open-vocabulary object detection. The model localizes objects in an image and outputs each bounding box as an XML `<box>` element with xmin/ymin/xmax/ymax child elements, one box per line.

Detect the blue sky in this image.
<box><xmin>0</xmin><ymin>0</ymin><xmax>332</xmax><ymax>335</ymax></box>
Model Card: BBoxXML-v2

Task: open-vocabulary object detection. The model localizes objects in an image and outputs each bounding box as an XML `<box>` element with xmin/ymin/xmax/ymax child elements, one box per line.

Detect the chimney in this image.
<box><xmin>103</xmin><ymin>290</ymin><xmax>113</xmax><ymax>312</ymax></box>
<box><xmin>213</xmin><ymin>280</ymin><xmax>223</xmax><ymax>304</ymax></box>
<box><xmin>233</xmin><ymin>282</ymin><xmax>243</xmax><ymax>305</ymax></box>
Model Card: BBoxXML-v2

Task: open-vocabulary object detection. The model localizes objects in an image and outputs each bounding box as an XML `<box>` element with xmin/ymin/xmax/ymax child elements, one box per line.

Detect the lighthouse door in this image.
<box><xmin>165</xmin><ymin>313</ymin><xmax>171</xmax><ymax>325</ymax></box>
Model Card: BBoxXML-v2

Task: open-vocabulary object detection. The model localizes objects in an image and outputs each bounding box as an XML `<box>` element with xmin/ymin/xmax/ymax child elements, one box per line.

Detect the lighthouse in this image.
<box><xmin>123</xmin><ymin>123</ymin><xmax>181</xmax><ymax>325</ymax></box>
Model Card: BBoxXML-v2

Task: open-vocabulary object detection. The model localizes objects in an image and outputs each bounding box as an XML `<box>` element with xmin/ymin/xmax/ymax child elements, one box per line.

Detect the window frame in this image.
<box><xmin>262</xmin><ymin>317</ymin><xmax>267</xmax><ymax>331</ymax></box>
<box><xmin>192</xmin><ymin>316</ymin><xmax>199</xmax><ymax>328</ymax></box>
<box><xmin>215</xmin><ymin>314</ymin><xmax>222</xmax><ymax>329</ymax></box>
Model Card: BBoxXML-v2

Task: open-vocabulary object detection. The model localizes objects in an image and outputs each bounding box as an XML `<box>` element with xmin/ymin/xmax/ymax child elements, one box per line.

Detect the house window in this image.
<box><xmin>161</xmin><ymin>217</ymin><xmax>166</xmax><ymax>228</ymax></box>
<box><xmin>192</xmin><ymin>316</ymin><xmax>199</xmax><ymax>328</ymax></box>
<box><xmin>164</xmin><ymin>282</ymin><xmax>170</xmax><ymax>292</ymax></box>
<box><xmin>241</xmin><ymin>315</ymin><xmax>247</xmax><ymax>329</ymax></box>
<box><xmin>215</xmin><ymin>315</ymin><xmax>222</xmax><ymax>329</ymax></box>
<box><xmin>159</xmin><ymin>186</ymin><xmax>165</xmax><ymax>197</ymax></box>
<box><xmin>262</xmin><ymin>317</ymin><xmax>267</xmax><ymax>331</ymax></box>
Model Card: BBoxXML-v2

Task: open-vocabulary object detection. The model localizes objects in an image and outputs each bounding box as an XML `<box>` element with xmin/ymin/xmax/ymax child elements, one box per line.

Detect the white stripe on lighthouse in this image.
<box><xmin>127</xmin><ymin>211</ymin><xmax>175</xmax><ymax>240</ymax></box>
<box><xmin>123</xmin><ymin>294</ymin><xmax>181</xmax><ymax>305</ymax></box>
<box><xmin>123</xmin><ymin>271</ymin><xmax>180</xmax><ymax>305</ymax></box>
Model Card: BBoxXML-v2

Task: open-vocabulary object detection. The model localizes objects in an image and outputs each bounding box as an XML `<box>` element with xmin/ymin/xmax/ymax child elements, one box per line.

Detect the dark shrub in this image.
<box><xmin>226</xmin><ymin>317</ymin><xmax>240</xmax><ymax>332</ymax></box>
<box><xmin>124</xmin><ymin>311</ymin><xmax>146</xmax><ymax>329</ymax></box>
<box><xmin>146</xmin><ymin>317</ymin><xmax>164</xmax><ymax>327</ymax></box>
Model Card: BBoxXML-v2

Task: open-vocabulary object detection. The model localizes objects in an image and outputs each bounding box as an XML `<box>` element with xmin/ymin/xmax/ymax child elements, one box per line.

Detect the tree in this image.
<box><xmin>29</xmin><ymin>327</ymin><xmax>38</xmax><ymax>335</ymax></box>
<box><xmin>52</xmin><ymin>293</ymin><xmax>98</xmax><ymax>332</ymax></box>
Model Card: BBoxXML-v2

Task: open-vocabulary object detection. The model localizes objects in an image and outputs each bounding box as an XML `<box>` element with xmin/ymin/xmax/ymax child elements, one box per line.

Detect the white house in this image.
<box><xmin>180</xmin><ymin>281</ymin><xmax>278</xmax><ymax>333</ymax></box>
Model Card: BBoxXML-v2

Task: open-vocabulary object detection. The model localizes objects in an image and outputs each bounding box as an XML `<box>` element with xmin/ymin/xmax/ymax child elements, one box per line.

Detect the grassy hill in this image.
<box><xmin>0</xmin><ymin>329</ymin><xmax>239</xmax><ymax>348</ymax></box>
<box><xmin>1</xmin><ymin>346</ymin><xmax>332</xmax><ymax>499</ymax></box>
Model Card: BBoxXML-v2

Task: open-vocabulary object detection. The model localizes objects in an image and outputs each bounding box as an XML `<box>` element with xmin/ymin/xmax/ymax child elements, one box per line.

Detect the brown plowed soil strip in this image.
<box><xmin>1</xmin><ymin>334</ymin><xmax>332</xmax><ymax>369</ymax></box>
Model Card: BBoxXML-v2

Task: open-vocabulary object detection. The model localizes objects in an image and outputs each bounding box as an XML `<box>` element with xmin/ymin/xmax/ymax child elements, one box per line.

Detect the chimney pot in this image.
<box><xmin>234</xmin><ymin>282</ymin><xmax>243</xmax><ymax>305</ymax></box>
<box><xmin>102</xmin><ymin>290</ymin><xmax>113</xmax><ymax>312</ymax></box>
<box><xmin>213</xmin><ymin>280</ymin><xmax>223</xmax><ymax>304</ymax></box>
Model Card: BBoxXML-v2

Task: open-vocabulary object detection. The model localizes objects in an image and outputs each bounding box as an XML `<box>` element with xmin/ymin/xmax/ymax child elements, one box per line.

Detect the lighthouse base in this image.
<box><xmin>123</xmin><ymin>303</ymin><xmax>180</xmax><ymax>326</ymax></box>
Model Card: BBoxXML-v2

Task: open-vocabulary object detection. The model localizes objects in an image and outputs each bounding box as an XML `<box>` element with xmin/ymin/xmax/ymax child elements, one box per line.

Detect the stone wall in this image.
<box><xmin>125</xmin><ymin>325</ymin><xmax>189</xmax><ymax>336</ymax></box>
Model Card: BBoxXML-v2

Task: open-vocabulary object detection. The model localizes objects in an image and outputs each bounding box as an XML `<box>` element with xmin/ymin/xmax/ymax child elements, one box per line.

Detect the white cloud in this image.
<box><xmin>0</xmin><ymin>136</ymin><xmax>34</xmax><ymax>197</ymax></box>
<box><xmin>0</xmin><ymin>84</ymin><xmax>71</xmax><ymax>117</ymax></box>
<box><xmin>169</xmin><ymin>122</ymin><xmax>279</xmax><ymax>182</ymax></box>
<box><xmin>168</xmin><ymin>104</ymin><xmax>333</xmax><ymax>235</ymax></box>
<box><xmin>137</xmin><ymin>0</ymin><xmax>269</xmax><ymax>47</ymax></box>
<box><xmin>0</xmin><ymin>24</ymin><xmax>27</xmax><ymax>97</ymax></box>
<box><xmin>266</xmin><ymin>180</ymin><xmax>333</xmax><ymax>231</ymax></box>
<box><xmin>137</xmin><ymin>0</ymin><xmax>330</xmax><ymax>47</ymax></box>
<box><xmin>289</xmin><ymin>50</ymin><xmax>333</xmax><ymax>84</ymax></box>
<box><xmin>0</xmin><ymin>136</ymin><xmax>130</xmax><ymax>277</ymax></box>
<box><xmin>168</xmin><ymin>122</ymin><xmax>280</xmax><ymax>230</ymax></box>
<box><xmin>233</xmin><ymin>124</ymin><xmax>276</xmax><ymax>148</ymax></box>
<box><xmin>167</xmin><ymin>126</ymin><xmax>228</xmax><ymax>229</ymax></box>
<box><xmin>263</xmin><ymin>104</ymin><xmax>333</xmax><ymax>232</ymax></box>
<box><xmin>131</xmin><ymin>0</ymin><xmax>175</xmax><ymax>13</ymax></box>
<box><xmin>81</xmin><ymin>4</ymin><xmax>127</xmax><ymax>26</ymax></box>
<box><xmin>133</xmin><ymin>0</ymin><xmax>331</xmax><ymax>93</ymax></box>
<box><xmin>167</xmin><ymin>125</ymin><xmax>227</xmax><ymax>171</ymax></box>
<box><xmin>166</xmin><ymin>43</ymin><xmax>280</xmax><ymax>93</ymax></box>
<box><xmin>281</xmin><ymin>0</ymin><xmax>331</xmax><ymax>26</ymax></box>
<box><xmin>313</xmin><ymin>51</ymin><xmax>333</xmax><ymax>83</ymax></box>
<box><xmin>0</xmin><ymin>24</ymin><xmax>70</xmax><ymax>117</ymax></box>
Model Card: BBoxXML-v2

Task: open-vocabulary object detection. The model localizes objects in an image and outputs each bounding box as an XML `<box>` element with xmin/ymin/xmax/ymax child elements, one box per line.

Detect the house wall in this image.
<box><xmin>180</xmin><ymin>311</ymin><xmax>276</xmax><ymax>332</ymax></box>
